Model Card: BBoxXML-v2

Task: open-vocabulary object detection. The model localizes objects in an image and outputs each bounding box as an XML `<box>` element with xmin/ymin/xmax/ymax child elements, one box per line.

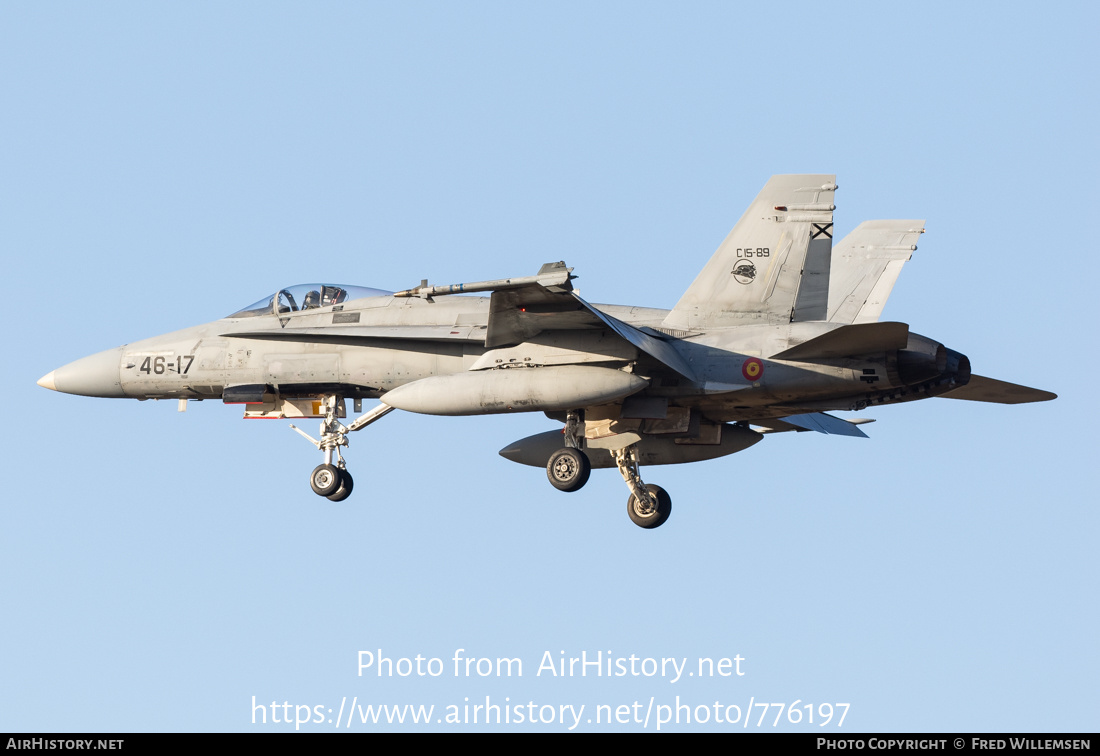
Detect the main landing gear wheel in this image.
<box><xmin>310</xmin><ymin>463</ymin><xmax>341</xmax><ymax>497</ymax></box>
<box><xmin>327</xmin><ymin>469</ymin><xmax>354</xmax><ymax>502</ymax></box>
<box><xmin>546</xmin><ymin>447</ymin><xmax>591</xmax><ymax>492</ymax></box>
<box><xmin>627</xmin><ymin>484</ymin><xmax>672</xmax><ymax>529</ymax></box>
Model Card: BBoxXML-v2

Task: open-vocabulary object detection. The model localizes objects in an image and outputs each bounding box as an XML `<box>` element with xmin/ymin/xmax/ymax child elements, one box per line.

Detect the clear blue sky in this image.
<box><xmin>2</xmin><ymin>1</ymin><xmax>1096</xmax><ymax>732</ymax></box>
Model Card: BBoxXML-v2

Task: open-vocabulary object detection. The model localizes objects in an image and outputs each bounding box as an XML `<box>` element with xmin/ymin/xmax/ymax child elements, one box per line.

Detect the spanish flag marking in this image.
<box><xmin>742</xmin><ymin>358</ymin><xmax>763</xmax><ymax>381</ymax></box>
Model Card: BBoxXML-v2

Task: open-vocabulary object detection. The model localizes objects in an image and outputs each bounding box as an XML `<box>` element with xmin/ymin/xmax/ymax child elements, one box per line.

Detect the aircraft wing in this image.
<box><xmin>485</xmin><ymin>286</ymin><xmax>698</xmax><ymax>380</ymax></box>
<box><xmin>572</xmin><ymin>293</ymin><xmax>697</xmax><ymax>380</ymax></box>
<box><xmin>401</xmin><ymin>262</ymin><xmax>701</xmax><ymax>381</ymax></box>
<box><xmin>484</xmin><ymin>284</ymin><xmax>593</xmax><ymax>346</ymax></box>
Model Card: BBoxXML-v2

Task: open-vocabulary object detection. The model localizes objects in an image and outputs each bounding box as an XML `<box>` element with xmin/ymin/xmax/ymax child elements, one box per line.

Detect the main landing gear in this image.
<box><xmin>544</xmin><ymin>409</ymin><xmax>672</xmax><ymax>529</ymax></box>
<box><xmin>291</xmin><ymin>395</ymin><xmax>393</xmax><ymax>502</ymax></box>
<box><xmin>614</xmin><ymin>445</ymin><xmax>672</xmax><ymax>529</ymax></box>
<box><xmin>546</xmin><ymin>410</ymin><xmax>591</xmax><ymax>492</ymax></box>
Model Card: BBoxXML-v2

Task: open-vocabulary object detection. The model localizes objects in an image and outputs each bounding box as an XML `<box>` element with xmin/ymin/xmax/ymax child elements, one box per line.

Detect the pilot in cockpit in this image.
<box><xmin>302</xmin><ymin>289</ymin><xmax>321</xmax><ymax>310</ymax></box>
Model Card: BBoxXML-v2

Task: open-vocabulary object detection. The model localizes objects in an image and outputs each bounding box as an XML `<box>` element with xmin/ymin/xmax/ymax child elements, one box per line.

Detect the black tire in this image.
<box><xmin>310</xmin><ymin>463</ymin><xmax>341</xmax><ymax>497</ymax></box>
<box><xmin>327</xmin><ymin>469</ymin><xmax>354</xmax><ymax>502</ymax></box>
<box><xmin>627</xmin><ymin>484</ymin><xmax>672</xmax><ymax>529</ymax></box>
<box><xmin>546</xmin><ymin>447</ymin><xmax>591</xmax><ymax>492</ymax></box>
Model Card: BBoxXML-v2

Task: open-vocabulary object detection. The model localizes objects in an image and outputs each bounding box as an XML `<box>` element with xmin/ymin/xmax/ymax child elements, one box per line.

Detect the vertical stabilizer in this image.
<box><xmin>663</xmin><ymin>174</ymin><xmax>836</xmax><ymax>330</ymax></box>
<box><xmin>828</xmin><ymin>220</ymin><xmax>924</xmax><ymax>324</ymax></box>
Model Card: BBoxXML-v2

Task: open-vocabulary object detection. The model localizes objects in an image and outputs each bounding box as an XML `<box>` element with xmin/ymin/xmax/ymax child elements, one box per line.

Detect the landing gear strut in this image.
<box><xmin>291</xmin><ymin>396</ymin><xmax>393</xmax><ymax>502</ymax></box>
<box><xmin>545</xmin><ymin>408</ymin><xmax>673</xmax><ymax>528</ymax></box>
<box><xmin>613</xmin><ymin>443</ymin><xmax>671</xmax><ymax>529</ymax></box>
<box><xmin>546</xmin><ymin>409</ymin><xmax>590</xmax><ymax>492</ymax></box>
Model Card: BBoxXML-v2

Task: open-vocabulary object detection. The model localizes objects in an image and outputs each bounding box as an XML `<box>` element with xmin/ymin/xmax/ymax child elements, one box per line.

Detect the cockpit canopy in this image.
<box><xmin>229</xmin><ymin>284</ymin><xmax>391</xmax><ymax>318</ymax></box>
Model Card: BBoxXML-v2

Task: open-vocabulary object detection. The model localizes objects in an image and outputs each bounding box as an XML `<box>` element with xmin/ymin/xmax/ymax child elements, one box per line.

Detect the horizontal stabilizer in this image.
<box><xmin>770</xmin><ymin>322</ymin><xmax>909</xmax><ymax>361</ymax></box>
<box><xmin>941</xmin><ymin>375</ymin><xmax>1056</xmax><ymax>404</ymax></box>
<box><xmin>757</xmin><ymin>412</ymin><xmax>870</xmax><ymax>437</ymax></box>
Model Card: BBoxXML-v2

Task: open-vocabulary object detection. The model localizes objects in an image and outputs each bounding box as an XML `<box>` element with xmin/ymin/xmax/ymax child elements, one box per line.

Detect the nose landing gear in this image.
<box><xmin>291</xmin><ymin>396</ymin><xmax>392</xmax><ymax>502</ymax></box>
<box><xmin>310</xmin><ymin>464</ymin><xmax>342</xmax><ymax>497</ymax></box>
<box><xmin>325</xmin><ymin>468</ymin><xmax>354</xmax><ymax>502</ymax></box>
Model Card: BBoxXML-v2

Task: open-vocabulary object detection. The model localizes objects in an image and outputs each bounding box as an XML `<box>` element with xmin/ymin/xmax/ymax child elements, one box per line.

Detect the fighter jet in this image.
<box><xmin>38</xmin><ymin>175</ymin><xmax>1055</xmax><ymax>528</ymax></box>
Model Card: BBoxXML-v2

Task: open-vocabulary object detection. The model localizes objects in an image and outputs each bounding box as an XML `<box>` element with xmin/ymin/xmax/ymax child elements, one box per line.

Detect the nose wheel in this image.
<box><xmin>326</xmin><ymin>468</ymin><xmax>354</xmax><ymax>502</ymax></box>
<box><xmin>290</xmin><ymin>397</ymin><xmax>393</xmax><ymax>502</ymax></box>
<box><xmin>310</xmin><ymin>464</ymin><xmax>342</xmax><ymax>496</ymax></box>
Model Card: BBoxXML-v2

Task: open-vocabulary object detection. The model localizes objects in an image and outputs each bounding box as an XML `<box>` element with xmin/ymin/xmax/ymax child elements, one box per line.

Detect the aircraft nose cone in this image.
<box><xmin>39</xmin><ymin>346</ymin><xmax>127</xmax><ymax>398</ymax></box>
